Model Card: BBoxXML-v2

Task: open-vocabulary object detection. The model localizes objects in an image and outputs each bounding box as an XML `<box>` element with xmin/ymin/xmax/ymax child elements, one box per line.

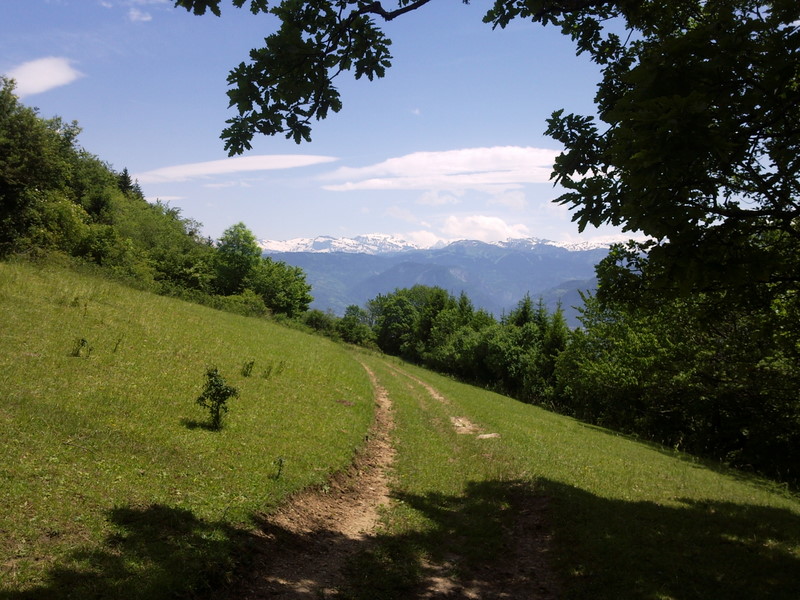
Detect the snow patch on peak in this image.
<box><xmin>259</xmin><ymin>234</ymin><xmax>420</xmax><ymax>254</ymax></box>
<box><xmin>258</xmin><ymin>234</ymin><xmax>613</xmax><ymax>255</ymax></box>
<box><xmin>491</xmin><ymin>237</ymin><xmax>612</xmax><ymax>251</ymax></box>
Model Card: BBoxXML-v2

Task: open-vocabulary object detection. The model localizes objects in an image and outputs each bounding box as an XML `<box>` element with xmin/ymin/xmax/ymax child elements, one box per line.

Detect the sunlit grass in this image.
<box><xmin>3</xmin><ymin>260</ymin><xmax>799</xmax><ymax>599</ymax></box>
<box><xmin>353</xmin><ymin>356</ymin><xmax>800</xmax><ymax>599</ymax></box>
<box><xmin>0</xmin><ymin>260</ymin><xmax>373</xmax><ymax>597</ymax></box>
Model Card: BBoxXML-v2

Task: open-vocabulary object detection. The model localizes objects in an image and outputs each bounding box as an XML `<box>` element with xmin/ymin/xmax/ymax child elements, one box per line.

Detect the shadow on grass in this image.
<box><xmin>2</xmin><ymin>480</ymin><xmax>799</xmax><ymax>600</ymax></box>
<box><xmin>179</xmin><ymin>417</ymin><xmax>217</xmax><ymax>431</ymax></box>
<box><xmin>341</xmin><ymin>479</ymin><xmax>556</xmax><ymax>600</ymax></box>
<box><xmin>0</xmin><ymin>504</ymin><xmax>253</xmax><ymax>600</ymax></box>
<box><xmin>537</xmin><ymin>478</ymin><xmax>800</xmax><ymax>600</ymax></box>
<box><xmin>342</xmin><ymin>479</ymin><xmax>800</xmax><ymax>600</ymax></box>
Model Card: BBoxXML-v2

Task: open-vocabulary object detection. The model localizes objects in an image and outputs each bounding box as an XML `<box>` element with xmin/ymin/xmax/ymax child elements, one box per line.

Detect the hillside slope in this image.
<box><xmin>2</xmin><ymin>260</ymin><xmax>798</xmax><ymax>599</ymax></box>
<box><xmin>0</xmin><ymin>260</ymin><xmax>374</xmax><ymax>597</ymax></box>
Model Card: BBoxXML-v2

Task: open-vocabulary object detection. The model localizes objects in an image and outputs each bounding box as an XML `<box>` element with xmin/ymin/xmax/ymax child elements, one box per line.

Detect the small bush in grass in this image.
<box><xmin>241</xmin><ymin>359</ymin><xmax>255</xmax><ymax>377</ymax></box>
<box><xmin>70</xmin><ymin>337</ymin><xmax>93</xmax><ymax>358</ymax></box>
<box><xmin>196</xmin><ymin>367</ymin><xmax>239</xmax><ymax>430</ymax></box>
<box><xmin>260</xmin><ymin>360</ymin><xmax>287</xmax><ymax>380</ymax></box>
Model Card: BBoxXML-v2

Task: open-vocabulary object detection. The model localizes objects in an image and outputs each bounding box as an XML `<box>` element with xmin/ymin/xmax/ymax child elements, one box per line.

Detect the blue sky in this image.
<box><xmin>3</xmin><ymin>0</ymin><xmax>631</xmax><ymax>245</ymax></box>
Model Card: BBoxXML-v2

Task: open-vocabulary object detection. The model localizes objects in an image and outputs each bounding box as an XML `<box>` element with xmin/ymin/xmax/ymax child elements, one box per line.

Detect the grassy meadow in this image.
<box><xmin>0</xmin><ymin>260</ymin><xmax>374</xmax><ymax>598</ymax></box>
<box><xmin>1</xmin><ymin>260</ymin><xmax>799</xmax><ymax>599</ymax></box>
<box><xmin>347</xmin><ymin>355</ymin><xmax>800</xmax><ymax>599</ymax></box>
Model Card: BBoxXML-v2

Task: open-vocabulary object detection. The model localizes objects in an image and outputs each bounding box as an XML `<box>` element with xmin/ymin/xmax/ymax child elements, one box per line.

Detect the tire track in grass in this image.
<box><xmin>383</xmin><ymin>361</ymin><xmax>498</xmax><ymax>439</ymax></box>
<box><xmin>379</xmin><ymin>360</ymin><xmax>560</xmax><ymax>599</ymax></box>
<box><xmin>229</xmin><ymin>362</ymin><xmax>394</xmax><ymax>599</ymax></box>
<box><xmin>226</xmin><ymin>358</ymin><xmax>558</xmax><ymax>599</ymax></box>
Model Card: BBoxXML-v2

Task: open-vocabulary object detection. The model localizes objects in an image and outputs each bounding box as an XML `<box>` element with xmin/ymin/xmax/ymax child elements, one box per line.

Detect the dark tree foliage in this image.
<box><xmin>556</xmin><ymin>293</ymin><xmax>800</xmax><ymax>485</ymax></box>
<box><xmin>0</xmin><ymin>79</ymin><xmax>313</xmax><ymax>320</ymax></box>
<box><xmin>521</xmin><ymin>0</ymin><xmax>800</xmax><ymax>303</ymax></box>
<box><xmin>367</xmin><ymin>286</ymin><xmax>568</xmax><ymax>403</ymax></box>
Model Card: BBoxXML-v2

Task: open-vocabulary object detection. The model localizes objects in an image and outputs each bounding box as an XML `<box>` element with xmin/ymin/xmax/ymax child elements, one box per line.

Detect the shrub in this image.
<box><xmin>196</xmin><ymin>367</ymin><xmax>239</xmax><ymax>430</ymax></box>
<box><xmin>241</xmin><ymin>359</ymin><xmax>255</xmax><ymax>377</ymax></box>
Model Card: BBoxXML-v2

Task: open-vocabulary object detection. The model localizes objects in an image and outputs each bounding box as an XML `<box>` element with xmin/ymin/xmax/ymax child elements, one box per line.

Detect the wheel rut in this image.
<box><xmin>225</xmin><ymin>359</ymin><xmax>559</xmax><ymax>599</ymax></box>
<box><xmin>228</xmin><ymin>362</ymin><xmax>394</xmax><ymax>599</ymax></box>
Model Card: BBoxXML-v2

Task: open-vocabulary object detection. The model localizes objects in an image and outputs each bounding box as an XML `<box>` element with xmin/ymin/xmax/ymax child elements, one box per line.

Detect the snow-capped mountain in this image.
<box><xmin>259</xmin><ymin>234</ymin><xmax>611</xmax><ymax>255</ymax></box>
<box><xmin>258</xmin><ymin>234</ymin><xmax>421</xmax><ymax>254</ymax></box>
<box><xmin>490</xmin><ymin>238</ymin><xmax>612</xmax><ymax>252</ymax></box>
<box><xmin>259</xmin><ymin>235</ymin><xmax>614</xmax><ymax>326</ymax></box>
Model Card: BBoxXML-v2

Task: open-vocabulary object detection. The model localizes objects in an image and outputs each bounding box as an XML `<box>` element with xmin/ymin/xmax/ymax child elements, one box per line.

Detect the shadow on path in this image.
<box><xmin>2</xmin><ymin>479</ymin><xmax>798</xmax><ymax>599</ymax></box>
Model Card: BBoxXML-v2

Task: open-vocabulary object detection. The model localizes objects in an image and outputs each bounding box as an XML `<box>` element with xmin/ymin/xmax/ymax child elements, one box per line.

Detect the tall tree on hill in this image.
<box><xmin>0</xmin><ymin>78</ymin><xmax>77</xmax><ymax>254</ymax></box>
<box><xmin>117</xmin><ymin>168</ymin><xmax>134</xmax><ymax>195</ymax></box>
<box><xmin>214</xmin><ymin>222</ymin><xmax>262</xmax><ymax>295</ymax></box>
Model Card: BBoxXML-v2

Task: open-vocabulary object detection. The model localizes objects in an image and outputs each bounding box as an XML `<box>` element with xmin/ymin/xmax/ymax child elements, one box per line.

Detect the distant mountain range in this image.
<box><xmin>259</xmin><ymin>233</ymin><xmax>611</xmax><ymax>255</ymax></box>
<box><xmin>259</xmin><ymin>235</ymin><xmax>611</xmax><ymax>326</ymax></box>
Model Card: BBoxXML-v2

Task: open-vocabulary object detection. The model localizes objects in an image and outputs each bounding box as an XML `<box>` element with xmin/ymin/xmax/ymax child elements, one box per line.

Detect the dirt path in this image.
<box><xmin>226</xmin><ymin>360</ymin><xmax>559</xmax><ymax>599</ymax></box>
<box><xmin>228</xmin><ymin>363</ymin><xmax>395</xmax><ymax>599</ymax></box>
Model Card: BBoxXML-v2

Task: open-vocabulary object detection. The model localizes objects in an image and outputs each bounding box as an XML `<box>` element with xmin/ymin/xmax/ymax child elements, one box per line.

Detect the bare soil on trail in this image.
<box><xmin>224</xmin><ymin>361</ymin><xmax>560</xmax><ymax>599</ymax></box>
<box><xmin>227</xmin><ymin>364</ymin><xmax>394</xmax><ymax>599</ymax></box>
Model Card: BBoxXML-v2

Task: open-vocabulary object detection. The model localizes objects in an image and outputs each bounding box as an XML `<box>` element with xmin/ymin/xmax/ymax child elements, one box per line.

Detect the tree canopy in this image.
<box><xmin>0</xmin><ymin>78</ymin><xmax>313</xmax><ymax>319</ymax></box>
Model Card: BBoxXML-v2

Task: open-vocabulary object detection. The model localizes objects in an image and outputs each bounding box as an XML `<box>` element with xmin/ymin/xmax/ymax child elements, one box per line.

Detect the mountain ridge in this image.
<box><xmin>260</xmin><ymin>235</ymin><xmax>610</xmax><ymax>326</ymax></box>
<box><xmin>258</xmin><ymin>234</ymin><xmax>611</xmax><ymax>255</ymax></box>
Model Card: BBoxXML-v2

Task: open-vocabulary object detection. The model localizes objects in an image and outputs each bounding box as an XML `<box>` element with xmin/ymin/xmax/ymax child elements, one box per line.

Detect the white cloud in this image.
<box><xmin>128</xmin><ymin>8</ymin><xmax>152</xmax><ymax>22</ymax></box>
<box><xmin>441</xmin><ymin>215</ymin><xmax>530</xmax><ymax>242</ymax></box>
<box><xmin>6</xmin><ymin>57</ymin><xmax>85</xmax><ymax>97</ymax></box>
<box><xmin>402</xmin><ymin>230</ymin><xmax>447</xmax><ymax>248</ymax></box>
<box><xmin>322</xmin><ymin>146</ymin><xmax>559</xmax><ymax>194</ymax></box>
<box><xmin>418</xmin><ymin>190</ymin><xmax>462</xmax><ymax>206</ymax></box>
<box><xmin>135</xmin><ymin>155</ymin><xmax>338</xmax><ymax>184</ymax></box>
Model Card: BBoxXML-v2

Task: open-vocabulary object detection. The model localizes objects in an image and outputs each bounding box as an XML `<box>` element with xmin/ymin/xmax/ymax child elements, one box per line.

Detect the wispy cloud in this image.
<box><xmin>135</xmin><ymin>155</ymin><xmax>338</xmax><ymax>184</ymax></box>
<box><xmin>128</xmin><ymin>8</ymin><xmax>152</xmax><ymax>22</ymax></box>
<box><xmin>322</xmin><ymin>146</ymin><xmax>559</xmax><ymax>194</ymax></box>
<box><xmin>489</xmin><ymin>190</ymin><xmax>527</xmax><ymax>210</ymax></box>
<box><xmin>386</xmin><ymin>205</ymin><xmax>420</xmax><ymax>224</ymax></box>
<box><xmin>118</xmin><ymin>1</ymin><xmax>169</xmax><ymax>22</ymax></box>
<box><xmin>418</xmin><ymin>190</ymin><xmax>462</xmax><ymax>206</ymax></box>
<box><xmin>6</xmin><ymin>57</ymin><xmax>84</xmax><ymax>96</ymax></box>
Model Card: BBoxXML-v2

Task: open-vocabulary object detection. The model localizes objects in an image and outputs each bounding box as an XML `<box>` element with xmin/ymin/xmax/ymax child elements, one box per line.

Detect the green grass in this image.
<box><xmin>3</xmin><ymin>260</ymin><xmax>800</xmax><ymax>599</ymax></box>
<box><xmin>350</xmin><ymin>355</ymin><xmax>800</xmax><ymax>599</ymax></box>
<box><xmin>0</xmin><ymin>260</ymin><xmax>373</xmax><ymax>598</ymax></box>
